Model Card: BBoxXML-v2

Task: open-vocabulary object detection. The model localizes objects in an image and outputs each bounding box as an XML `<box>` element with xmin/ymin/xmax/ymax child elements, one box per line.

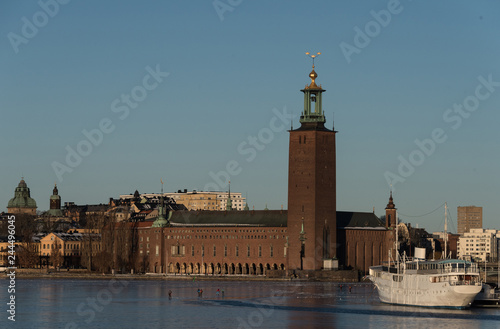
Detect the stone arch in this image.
<box><xmin>243</xmin><ymin>263</ymin><xmax>249</xmax><ymax>274</ymax></box>
<box><xmin>273</xmin><ymin>263</ymin><xmax>278</xmax><ymax>270</ymax></box>
<box><xmin>175</xmin><ymin>262</ymin><xmax>180</xmax><ymax>274</ymax></box>
<box><xmin>280</xmin><ymin>263</ymin><xmax>285</xmax><ymax>270</ymax></box>
<box><xmin>259</xmin><ymin>263</ymin><xmax>264</xmax><ymax>275</ymax></box>
<box><xmin>266</xmin><ymin>264</ymin><xmax>271</xmax><ymax>271</ymax></box>
<box><xmin>208</xmin><ymin>263</ymin><xmax>214</xmax><ymax>274</ymax></box>
<box><xmin>195</xmin><ymin>263</ymin><xmax>200</xmax><ymax>274</ymax></box>
<box><xmin>168</xmin><ymin>262</ymin><xmax>174</xmax><ymax>273</ymax></box>
<box><xmin>237</xmin><ymin>263</ymin><xmax>242</xmax><ymax>274</ymax></box>
<box><xmin>181</xmin><ymin>263</ymin><xmax>187</xmax><ymax>274</ymax></box>
<box><xmin>251</xmin><ymin>263</ymin><xmax>257</xmax><ymax>275</ymax></box>
<box><xmin>229</xmin><ymin>263</ymin><xmax>235</xmax><ymax>274</ymax></box>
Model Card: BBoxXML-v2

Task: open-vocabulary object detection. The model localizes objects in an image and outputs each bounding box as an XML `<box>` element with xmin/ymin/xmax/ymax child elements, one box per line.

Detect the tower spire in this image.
<box><xmin>226</xmin><ymin>180</ymin><xmax>232</xmax><ymax>211</ymax></box>
<box><xmin>300</xmin><ymin>52</ymin><xmax>326</xmax><ymax>126</ymax></box>
<box><xmin>385</xmin><ymin>190</ymin><xmax>397</xmax><ymax>228</ymax></box>
<box><xmin>152</xmin><ymin>178</ymin><xmax>169</xmax><ymax>228</ymax></box>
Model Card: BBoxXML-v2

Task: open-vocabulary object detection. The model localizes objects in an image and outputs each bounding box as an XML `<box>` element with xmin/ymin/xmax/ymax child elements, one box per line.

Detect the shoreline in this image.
<box><xmin>15</xmin><ymin>273</ymin><xmax>290</xmax><ymax>281</ymax></box>
<box><xmin>6</xmin><ymin>269</ymin><xmax>362</xmax><ymax>282</ymax></box>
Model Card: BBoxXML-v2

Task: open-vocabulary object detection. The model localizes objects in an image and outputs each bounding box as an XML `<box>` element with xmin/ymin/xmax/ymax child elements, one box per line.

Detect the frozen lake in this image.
<box><xmin>2</xmin><ymin>278</ymin><xmax>500</xmax><ymax>328</ymax></box>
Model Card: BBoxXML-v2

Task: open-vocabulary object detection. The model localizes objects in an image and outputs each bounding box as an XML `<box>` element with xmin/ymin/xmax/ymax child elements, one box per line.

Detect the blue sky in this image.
<box><xmin>1</xmin><ymin>0</ymin><xmax>499</xmax><ymax>233</ymax></box>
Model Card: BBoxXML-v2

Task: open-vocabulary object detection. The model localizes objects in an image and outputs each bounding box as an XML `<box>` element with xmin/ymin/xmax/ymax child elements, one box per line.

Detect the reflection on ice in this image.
<box><xmin>2</xmin><ymin>279</ymin><xmax>499</xmax><ymax>329</ymax></box>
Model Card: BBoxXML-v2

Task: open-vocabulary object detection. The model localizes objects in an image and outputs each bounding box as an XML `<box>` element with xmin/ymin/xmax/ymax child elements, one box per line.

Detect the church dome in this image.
<box><xmin>7</xmin><ymin>178</ymin><xmax>37</xmax><ymax>209</ymax></box>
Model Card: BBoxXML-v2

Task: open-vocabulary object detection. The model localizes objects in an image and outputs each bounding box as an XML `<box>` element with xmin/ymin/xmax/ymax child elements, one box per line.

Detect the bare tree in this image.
<box><xmin>51</xmin><ymin>244</ymin><xmax>63</xmax><ymax>269</ymax></box>
<box><xmin>17</xmin><ymin>242</ymin><xmax>40</xmax><ymax>268</ymax></box>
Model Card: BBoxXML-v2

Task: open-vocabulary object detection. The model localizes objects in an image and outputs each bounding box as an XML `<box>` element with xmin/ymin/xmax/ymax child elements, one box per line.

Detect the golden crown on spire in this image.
<box><xmin>305</xmin><ymin>51</ymin><xmax>321</xmax><ymax>89</ymax></box>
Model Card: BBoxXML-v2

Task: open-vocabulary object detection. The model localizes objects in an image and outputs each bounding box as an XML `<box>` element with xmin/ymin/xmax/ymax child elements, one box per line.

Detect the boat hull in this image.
<box><xmin>369</xmin><ymin>268</ymin><xmax>481</xmax><ymax>309</ymax></box>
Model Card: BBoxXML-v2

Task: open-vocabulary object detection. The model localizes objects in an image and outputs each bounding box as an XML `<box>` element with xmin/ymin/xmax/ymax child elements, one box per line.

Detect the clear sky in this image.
<box><xmin>1</xmin><ymin>1</ymin><xmax>499</xmax><ymax>233</ymax></box>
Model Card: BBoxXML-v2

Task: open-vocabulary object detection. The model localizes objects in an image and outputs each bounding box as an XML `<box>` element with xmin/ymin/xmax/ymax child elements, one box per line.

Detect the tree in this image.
<box><xmin>17</xmin><ymin>243</ymin><xmax>40</xmax><ymax>268</ymax></box>
<box><xmin>51</xmin><ymin>244</ymin><xmax>63</xmax><ymax>269</ymax></box>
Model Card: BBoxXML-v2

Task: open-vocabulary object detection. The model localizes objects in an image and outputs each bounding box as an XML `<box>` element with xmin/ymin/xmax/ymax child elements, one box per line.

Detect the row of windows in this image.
<box><xmin>463</xmin><ymin>243</ymin><xmax>488</xmax><ymax>247</ymax></box>
<box><xmin>41</xmin><ymin>252</ymin><xmax>79</xmax><ymax>256</ymax></box>
<box><xmin>148</xmin><ymin>229</ymin><xmax>286</xmax><ymax>234</ymax></box>
<box><xmin>141</xmin><ymin>234</ymin><xmax>285</xmax><ymax>242</ymax></box>
<box><xmin>141</xmin><ymin>244</ymin><xmax>285</xmax><ymax>258</ymax></box>
<box><xmin>42</xmin><ymin>243</ymin><xmax>80</xmax><ymax>250</ymax></box>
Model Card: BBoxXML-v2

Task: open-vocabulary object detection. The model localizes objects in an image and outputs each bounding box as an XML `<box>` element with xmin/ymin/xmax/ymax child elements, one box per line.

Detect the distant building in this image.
<box><xmin>7</xmin><ymin>178</ymin><xmax>37</xmax><ymax>215</ymax></box>
<box><xmin>432</xmin><ymin>232</ymin><xmax>460</xmax><ymax>259</ymax></box>
<box><xmin>120</xmin><ymin>189</ymin><xmax>246</xmax><ymax>211</ymax></box>
<box><xmin>216</xmin><ymin>191</ymin><xmax>245</xmax><ymax>211</ymax></box>
<box><xmin>64</xmin><ymin>203</ymin><xmax>109</xmax><ymax>223</ymax></box>
<box><xmin>39</xmin><ymin>231</ymin><xmax>101</xmax><ymax>268</ymax></box>
<box><xmin>457</xmin><ymin>206</ymin><xmax>482</xmax><ymax>234</ymax></box>
<box><xmin>457</xmin><ymin>228</ymin><xmax>499</xmax><ymax>262</ymax></box>
<box><xmin>46</xmin><ymin>184</ymin><xmax>64</xmax><ymax>217</ymax></box>
<box><xmin>166</xmin><ymin>191</ymin><xmax>220</xmax><ymax>211</ymax></box>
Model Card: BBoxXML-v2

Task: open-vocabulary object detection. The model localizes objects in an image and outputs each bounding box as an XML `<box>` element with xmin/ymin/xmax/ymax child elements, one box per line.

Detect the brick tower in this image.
<box><xmin>288</xmin><ymin>54</ymin><xmax>337</xmax><ymax>270</ymax></box>
<box><xmin>385</xmin><ymin>191</ymin><xmax>397</xmax><ymax>228</ymax></box>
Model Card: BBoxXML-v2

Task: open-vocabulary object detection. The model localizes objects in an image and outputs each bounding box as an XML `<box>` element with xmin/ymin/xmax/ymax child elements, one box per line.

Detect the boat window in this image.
<box><xmin>393</xmin><ymin>275</ymin><xmax>403</xmax><ymax>282</ymax></box>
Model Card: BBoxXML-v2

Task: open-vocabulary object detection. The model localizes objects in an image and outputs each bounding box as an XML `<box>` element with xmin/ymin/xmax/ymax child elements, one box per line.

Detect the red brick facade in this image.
<box><xmin>287</xmin><ymin>128</ymin><xmax>337</xmax><ymax>270</ymax></box>
<box><xmin>337</xmin><ymin>228</ymin><xmax>393</xmax><ymax>272</ymax></box>
<box><xmin>137</xmin><ymin>225</ymin><xmax>288</xmax><ymax>274</ymax></box>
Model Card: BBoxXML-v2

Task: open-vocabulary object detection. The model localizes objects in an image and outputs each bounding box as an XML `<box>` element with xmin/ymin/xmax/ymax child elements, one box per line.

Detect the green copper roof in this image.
<box><xmin>152</xmin><ymin>197</ymin><xmax>172</xmax><ymax>228</ymax></box>
<box><xmin>7</xmin><ymin>179</ymin><xmax>37</xmax><ymax>209</ymax></box>
<box><xmin>46</xmin><ymin>209</ymin><xmax>64</xmax><ymax>217</ymax></box>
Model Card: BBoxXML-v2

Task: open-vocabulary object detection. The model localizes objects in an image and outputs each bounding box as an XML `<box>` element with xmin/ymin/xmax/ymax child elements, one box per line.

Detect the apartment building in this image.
<box><xmin>457</xmin><ymin>228</ymin><xmax>499</xmax><ymax>262</ymax></box>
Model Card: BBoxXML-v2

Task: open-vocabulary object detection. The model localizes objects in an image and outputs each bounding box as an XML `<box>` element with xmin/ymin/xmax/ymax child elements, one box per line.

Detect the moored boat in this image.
<box><xmin>473</xmin><ymin>283</ymin><xmax>500</xmax><ymax>308</ymax></box>
<box><xmin>369</xmin><ymin>257</ymin><xmax>482</xmax><ymax>308</ymax></box>
<box><xmin>368</xmin><ymin>203</ymin><xmax>481</xmax><ymax>308</ymax></box>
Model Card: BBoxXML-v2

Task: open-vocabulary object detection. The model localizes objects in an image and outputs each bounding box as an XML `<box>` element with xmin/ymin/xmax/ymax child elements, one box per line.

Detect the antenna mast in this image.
<box><xmin>444</xmin><ymin>202</ymin><xmax>448</xmax><ymax>259</ymax></box>
<box><xmin>396</xmin><ymin>210</ymin><xmax>399</xmax><ymax>273</ymax></box>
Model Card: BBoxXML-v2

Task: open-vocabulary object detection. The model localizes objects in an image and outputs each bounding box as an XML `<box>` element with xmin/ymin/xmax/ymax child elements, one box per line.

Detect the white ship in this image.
<box><xmin>368</xmin><ymin>203</ymin><xmax>481</xmax><ymax>308</ymax></box>
<box><xmin>369</xmin><ymin>256</ymin><xmax>482</xmax><ymax>308</ymax></box>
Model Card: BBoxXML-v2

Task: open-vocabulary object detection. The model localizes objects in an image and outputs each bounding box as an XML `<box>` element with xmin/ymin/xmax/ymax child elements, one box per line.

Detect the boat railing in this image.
<box><xmin>381</xmin><ymin>266</ymin><xmax>399</xmax><ymax>273</ymax></box>
<box><xmin>450</xmin><ymin>280</ymin><xmax>481</xmax><ymax>286</ymax></box>
<box><xmin>440</xmin><ymin>264</ymin><xmax>479</xmax><ymax>275</ymax></box>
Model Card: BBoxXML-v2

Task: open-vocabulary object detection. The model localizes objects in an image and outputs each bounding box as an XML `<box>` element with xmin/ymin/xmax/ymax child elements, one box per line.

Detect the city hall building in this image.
<box><xmin>118</xmin><ymin>63</ymin><xmax>395</xmax><ymax>275</ymax></box>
